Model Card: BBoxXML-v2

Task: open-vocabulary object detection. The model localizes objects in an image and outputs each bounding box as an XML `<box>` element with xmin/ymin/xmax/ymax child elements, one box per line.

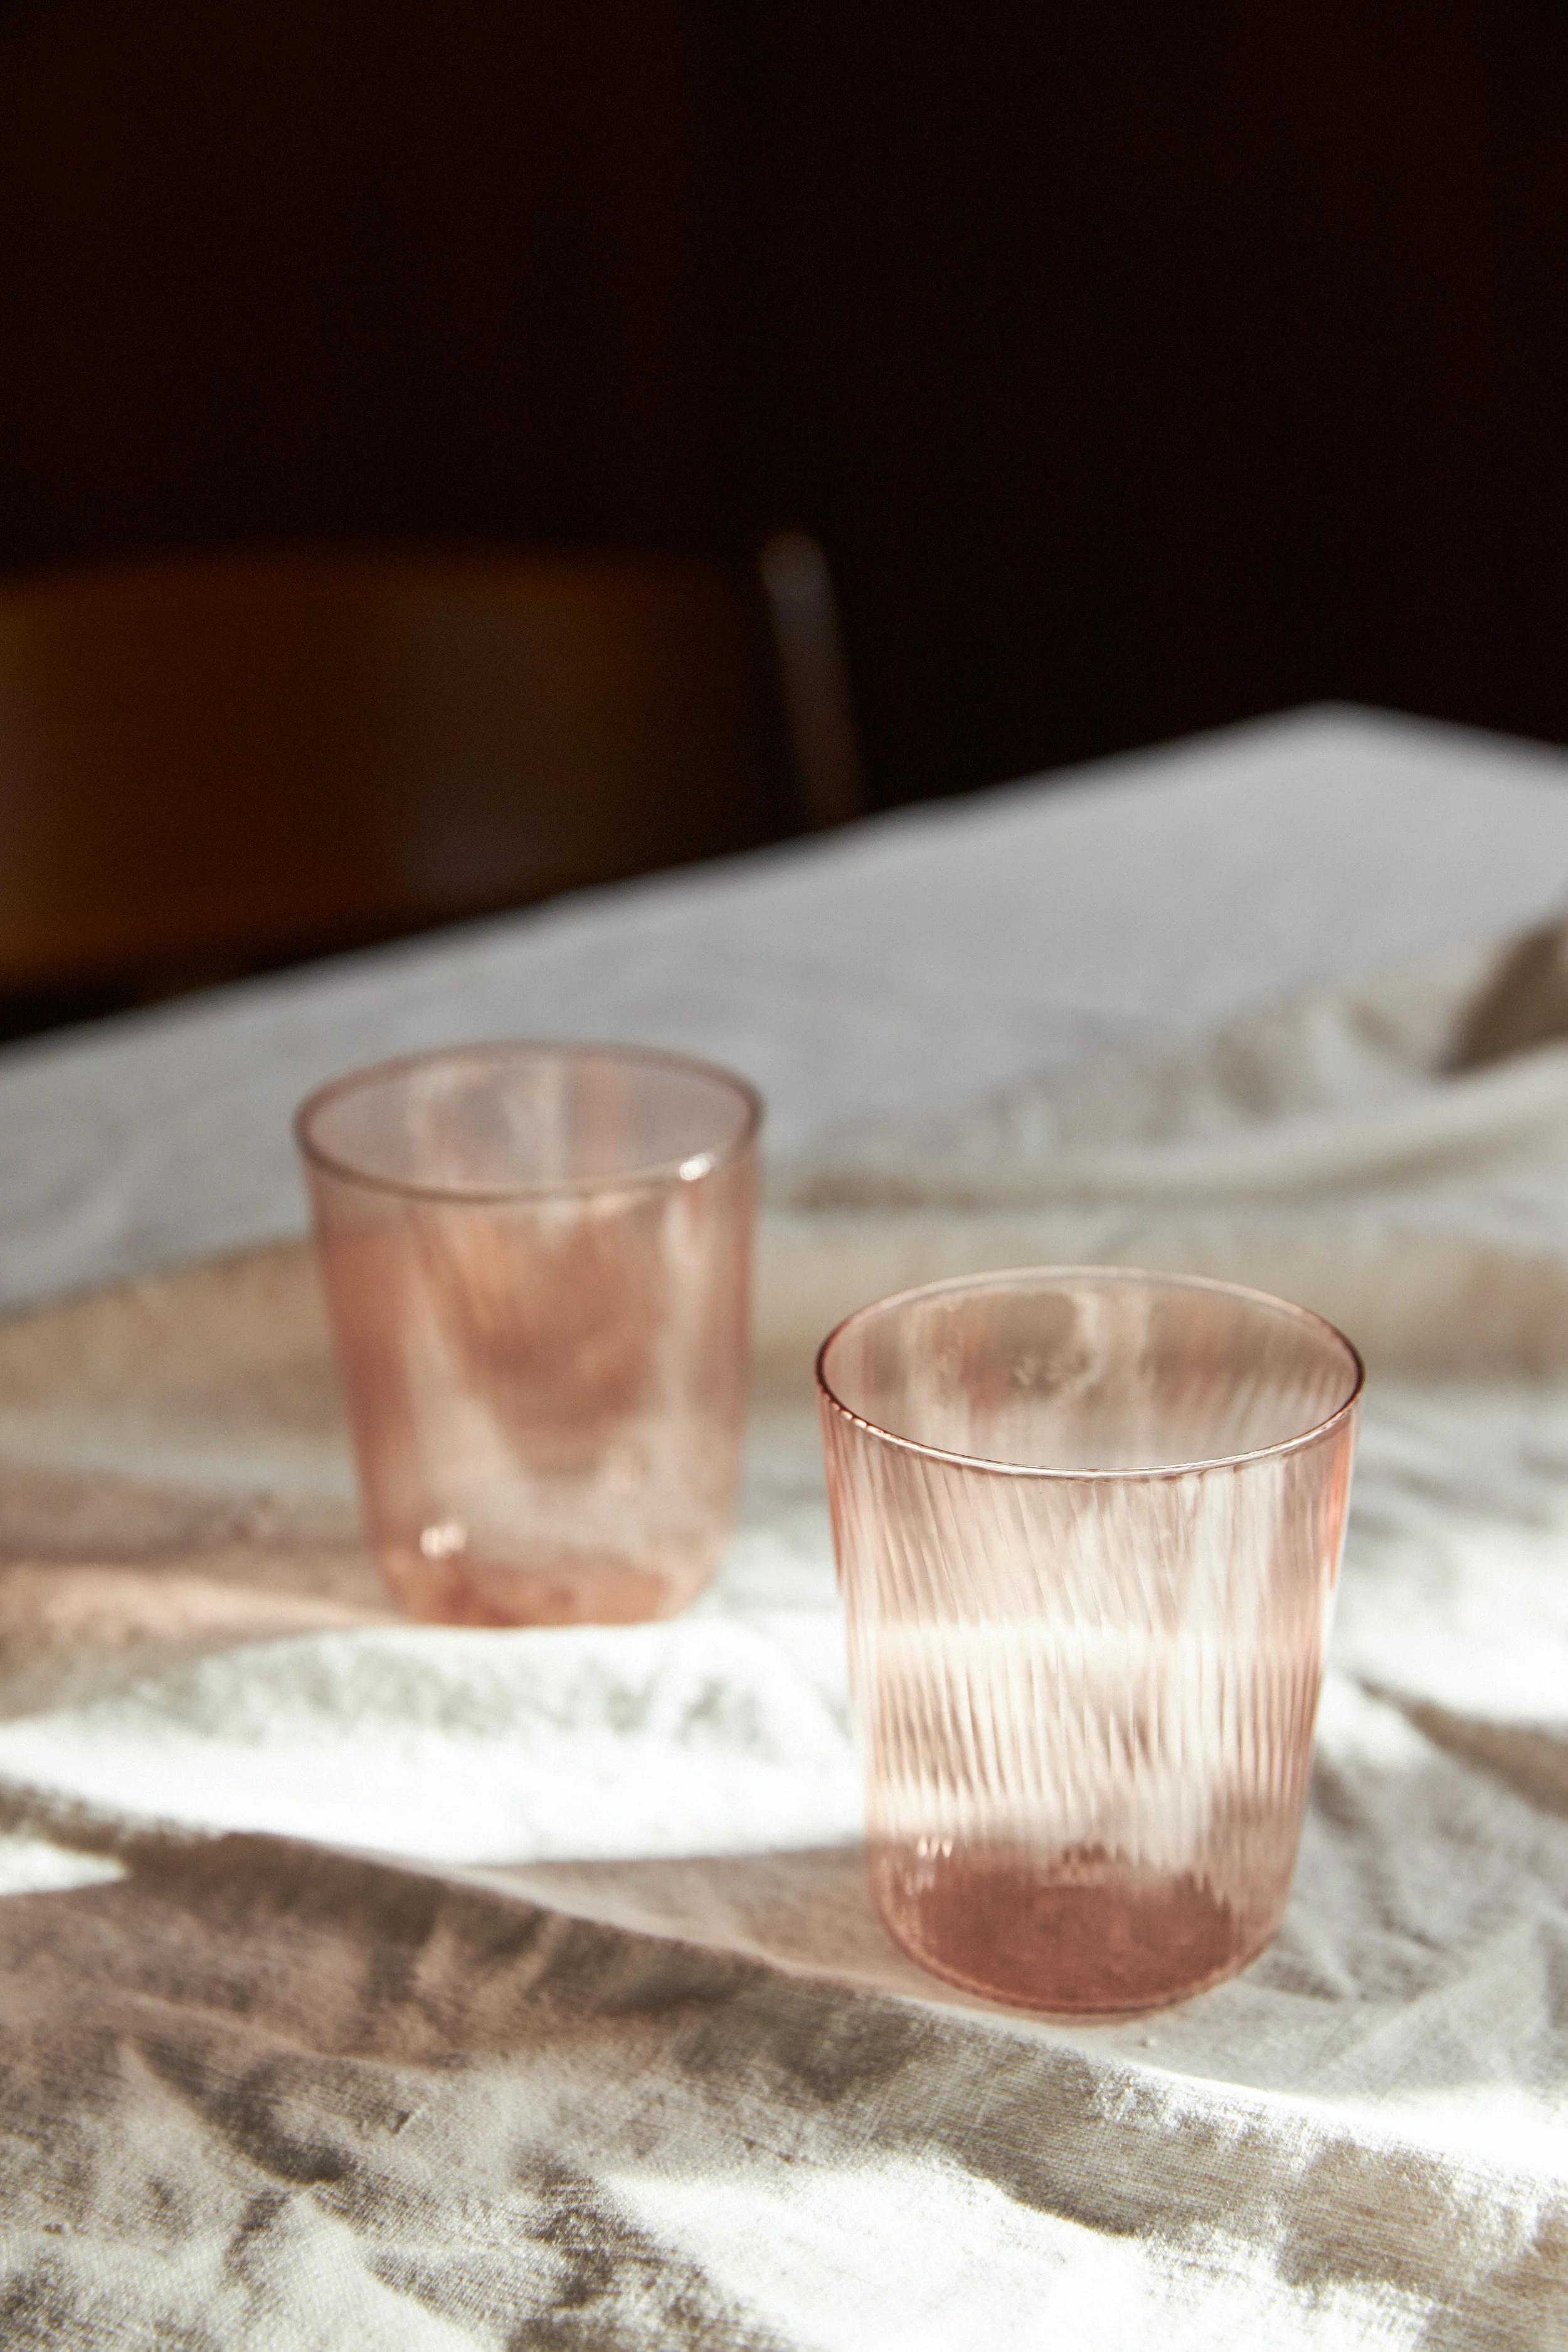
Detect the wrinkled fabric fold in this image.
<box><xmin>4</xmin><ymin>936</ymin><xmax>1568</xmax><ymax>2344</ymax></box>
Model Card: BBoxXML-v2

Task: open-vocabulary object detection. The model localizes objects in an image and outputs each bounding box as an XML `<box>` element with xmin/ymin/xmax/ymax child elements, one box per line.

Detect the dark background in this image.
<box><xmin>3</xmin><ymin>0</ymin><xmax>1565</xmax><ymax>812</ymax></box>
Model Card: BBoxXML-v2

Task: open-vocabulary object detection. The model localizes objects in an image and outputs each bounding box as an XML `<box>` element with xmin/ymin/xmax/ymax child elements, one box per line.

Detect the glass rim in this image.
<box><xmin>294</xmin><ymin>1039</ymin><xmax>763</xmax><ymax>1204</ymax></box>
<box><xmin>814</xmin><ymin>1263</ymin><xmax>1365</xmax><ymax>1482</ymax></box>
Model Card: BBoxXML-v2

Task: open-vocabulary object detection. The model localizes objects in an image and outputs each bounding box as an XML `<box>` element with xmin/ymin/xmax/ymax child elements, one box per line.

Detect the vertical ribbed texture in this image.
<box><xmin>819</xmin><ymin>1274</ymin><xmax>1359</xmax><ymax>2015</ymax></box>
<box><xmin>300</xmin><ymin>1044</ymin><xmax>758</xmax><ymax>1628</ymax></box>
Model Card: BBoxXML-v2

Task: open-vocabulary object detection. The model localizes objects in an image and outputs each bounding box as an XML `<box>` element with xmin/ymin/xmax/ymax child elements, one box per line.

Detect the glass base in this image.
<box><xmin>379</xmin><ymin>1542</ymin><xmax>717</xmax><ymax>1628</ymax></box>
<box><xmin>871</xmin><ymin>1841</ymin><xmax>1281</xmax><ymax>2016</ymax></box>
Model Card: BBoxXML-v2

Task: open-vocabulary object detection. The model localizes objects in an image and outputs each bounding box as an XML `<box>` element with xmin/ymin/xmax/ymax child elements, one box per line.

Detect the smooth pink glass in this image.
<box><xmin>297</xmin><ymin>1042</ymin><xmax>760</xmax><ymax>1627</ymax></box>
<box><xmin>817</xmin><ymin>1267</ymin><xmax>1362</xmax><ymax>2015</ymax></box>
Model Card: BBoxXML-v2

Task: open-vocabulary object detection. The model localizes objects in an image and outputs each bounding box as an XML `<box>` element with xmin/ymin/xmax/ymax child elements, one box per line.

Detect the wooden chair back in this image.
<box><xmin>0</xmin><ymin>543</ymin><xmax>861</xmax><ymax>996</ymax></box>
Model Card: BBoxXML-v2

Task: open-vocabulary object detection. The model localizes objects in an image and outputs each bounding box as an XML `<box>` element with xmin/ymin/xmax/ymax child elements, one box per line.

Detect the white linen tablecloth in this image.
<box><xmin>6</xmin><ymin>707</ymin><xmax>1568</xmax><ymax>2347</ymax></box>
<box><xmin>7</xmin><ymin>702</ymin><xmax>1568</xmax><ymax>1312</ymax></box>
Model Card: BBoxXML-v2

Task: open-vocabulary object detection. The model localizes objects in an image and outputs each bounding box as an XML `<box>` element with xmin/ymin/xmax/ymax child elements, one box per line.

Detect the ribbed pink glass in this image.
<box><xmin>817</xmin><ymin>1268</ymin><xmax>1362</xmax><ymax>2015</ymax></box>
<box><xmin>297</xmin><ymin>1042</ymin><xmax>760</xmax><ymax>1628</ymax></box>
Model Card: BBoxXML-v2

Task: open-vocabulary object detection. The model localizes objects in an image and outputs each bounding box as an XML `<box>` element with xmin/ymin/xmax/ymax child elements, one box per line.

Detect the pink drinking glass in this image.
<box><xmin>817</xmin><ymin>1267</ymin><xmax>1362</xmax><ymax>2015</ymax></box>
<box><xmin>297</xmin><ymin>1042</ymin><xmax>760</xmax><ymax>1628</ymax></box>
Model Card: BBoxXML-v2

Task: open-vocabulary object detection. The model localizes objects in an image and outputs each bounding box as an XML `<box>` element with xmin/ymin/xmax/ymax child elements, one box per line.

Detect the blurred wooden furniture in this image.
<box><xmin>0</xmin><ymin>542</ymin><xmax>861</xmax><ymax>1005</ymax></box>
<box><xmin>759</xmin><ymin>531</ymin><xmax>865</xmax><ymax>832</ymax></box>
